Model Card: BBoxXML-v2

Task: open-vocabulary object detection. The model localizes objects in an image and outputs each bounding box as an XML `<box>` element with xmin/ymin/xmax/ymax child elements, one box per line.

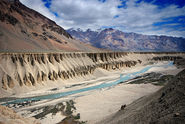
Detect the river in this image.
<box><xmin>1</xmin><ymin>61</ymin><xmax>173</xmax><ymax>106</ymax></box>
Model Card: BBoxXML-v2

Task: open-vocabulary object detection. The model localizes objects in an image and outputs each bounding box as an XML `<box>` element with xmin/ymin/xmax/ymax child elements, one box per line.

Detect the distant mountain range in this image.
<box><xmin>67</xmin><ymin>28</ymin><xmax>185</xmax><ymax>51</ymax></box>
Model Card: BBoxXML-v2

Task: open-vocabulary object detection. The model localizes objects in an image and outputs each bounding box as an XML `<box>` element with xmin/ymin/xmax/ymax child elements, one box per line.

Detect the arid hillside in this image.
<box><xmin>0</xmin><ymin>0</ymin><xmax>100</xmax><ymax>52</ymax></box>
<box><xmin>98</xmin><ymin>68</ymin><xmax>185</xmax><ymax>124</ymax></box>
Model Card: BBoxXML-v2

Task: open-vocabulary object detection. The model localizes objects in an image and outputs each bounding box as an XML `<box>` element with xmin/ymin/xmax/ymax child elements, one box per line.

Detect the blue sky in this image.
<box><xmin>20</xmin><ymin>0</ymin><xmax>185</xmax><ymax>37</ymax></box>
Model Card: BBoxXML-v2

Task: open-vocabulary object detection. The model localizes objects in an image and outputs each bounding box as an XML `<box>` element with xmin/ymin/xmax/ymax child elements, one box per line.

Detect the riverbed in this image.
<box><xmin>0</xmin><ymin>61</ymin><xmax>182</xmax><ymax>124</ymax></box>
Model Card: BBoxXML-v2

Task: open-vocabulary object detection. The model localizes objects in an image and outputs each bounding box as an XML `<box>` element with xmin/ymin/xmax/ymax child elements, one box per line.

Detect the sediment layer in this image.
<box><xmin>0</xmin><ymin>52</ymin><xmax>184</xmax><ymax>93</ymax></box>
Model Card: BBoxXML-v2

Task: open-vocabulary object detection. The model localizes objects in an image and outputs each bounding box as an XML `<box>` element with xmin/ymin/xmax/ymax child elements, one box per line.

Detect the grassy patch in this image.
<box><xmin>32</xmin><ymin>100</ymin><xmax>83</xmax><ymax>123</ymax></box>
<box><xmin>128</xmin><ymin>72</ymin><xmax>174</xmax><ymax>86</ymax></box>
<box><xmin>153</xmin><ymin>75</ymin><xmax>174</xmax><ymax>86</ymax></box>
<box><xmin>33</xmin><ymin>102</ymin><xmax>65</xmax><ymax>119</ymax></box>
<box><xmin>65</xmin><ymin>100</ymin><xmax>76</xmax><ymax>116</ymax></box>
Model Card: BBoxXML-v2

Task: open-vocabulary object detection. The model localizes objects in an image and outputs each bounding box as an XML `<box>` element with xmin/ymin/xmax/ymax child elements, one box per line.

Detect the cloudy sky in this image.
<box><xmin>20</xmin><ymin>0</ymin><xmax>185</xmax><ymax>37</ymax></box>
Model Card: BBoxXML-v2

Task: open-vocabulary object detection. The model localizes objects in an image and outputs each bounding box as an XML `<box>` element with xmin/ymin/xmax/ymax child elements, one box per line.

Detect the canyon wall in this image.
<box><xmin>0</xmin><ymin>52</ymin><xmax>184</xmax><ymax>96</ymax></box>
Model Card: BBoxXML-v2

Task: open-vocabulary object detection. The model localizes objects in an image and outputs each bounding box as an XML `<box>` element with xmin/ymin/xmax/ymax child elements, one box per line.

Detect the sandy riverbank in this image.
<box><xmin>74</xmin><ymin>83</ymin><xmax>161</xmax><ymax>123</ymax></box>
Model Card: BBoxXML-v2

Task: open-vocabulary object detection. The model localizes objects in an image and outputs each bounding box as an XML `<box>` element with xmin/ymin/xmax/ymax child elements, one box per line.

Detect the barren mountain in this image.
<box><xmin>67</xmin><ymin>28</ymin><xmax>185</xmax><ymax>51</ymax></box>
<box><xmin>0</xmin><ymin>0</ymin><xmax>100</xmax><ymax>52</ymax></box>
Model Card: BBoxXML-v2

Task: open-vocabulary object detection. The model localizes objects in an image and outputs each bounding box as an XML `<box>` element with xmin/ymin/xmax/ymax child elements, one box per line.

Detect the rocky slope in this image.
<box><xmin>67</xmin><ymin>28</ymin><xmax>185</xmax><ymax>51</ymax></box>
<box><xmin>98</xmin><ymin>68</ymin><xmax>185</xmax><ymax>124</ymax></box>
<box><xmin>0</xmin><ymin>105</ymin><xmax>40</xmax><ymax>124</ymax></box>
<box><xmin>0</xmin><ymin>0</ymin><xmax>99</xmax><ymax>52</ymax></box>
<box><xmin>0</xmin><ymin>52</ymin><xmax>184</xmax><ymax>97</ymax></box>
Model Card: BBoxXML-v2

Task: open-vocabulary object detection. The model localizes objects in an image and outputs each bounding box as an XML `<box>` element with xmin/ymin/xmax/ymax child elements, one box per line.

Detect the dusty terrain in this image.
<box><xmin>98</xmin><ymin>68</ymin><xmax>185</xmax><ymax>124</ymax></box>
<box><xmin>73</xmin><ymin>63</ymin><xmax>183</xmax><ymax>123</ymax></box>
<box><xmin>1</xmin><ymin>59</ymin><xmax>183</xmax><ymax>124</ymax></box>
<box><xmin>0</xmin><ymin>105</ymin><xmax>40</xmax><ymax>124</ymax></box>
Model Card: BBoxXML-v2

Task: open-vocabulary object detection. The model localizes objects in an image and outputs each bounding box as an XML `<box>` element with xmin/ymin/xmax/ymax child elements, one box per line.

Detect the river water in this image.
<box><xmin>1</xmin><ymin>61</ymin><xmax>173</xmax><ymax>105</ymax></box>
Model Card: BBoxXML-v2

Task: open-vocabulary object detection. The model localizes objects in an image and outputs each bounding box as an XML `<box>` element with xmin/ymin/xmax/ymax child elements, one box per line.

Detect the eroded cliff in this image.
<box><xmin>0</xmin><ymin>52</ymin><xmax>184</xmax><ymax>97</ymax></box>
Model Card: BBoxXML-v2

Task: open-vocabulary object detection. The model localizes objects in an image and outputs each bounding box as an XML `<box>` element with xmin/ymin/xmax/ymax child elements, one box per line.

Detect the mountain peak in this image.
<box><xmin>86</xmin><ymin>28</ymin><xmax>92</xmax><ymax>32</ymax></box>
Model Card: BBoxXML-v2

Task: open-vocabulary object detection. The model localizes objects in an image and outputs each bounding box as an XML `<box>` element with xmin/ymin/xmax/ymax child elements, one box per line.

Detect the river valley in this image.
<box><xmin>0</xmin><ymin>52</ymin><xmax>185</xmax><ymax>124</ymax></box>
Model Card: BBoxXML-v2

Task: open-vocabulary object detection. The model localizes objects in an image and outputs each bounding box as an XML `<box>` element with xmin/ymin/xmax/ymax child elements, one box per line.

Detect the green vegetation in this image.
<box><xmin>153</xmin><ymin>75</ymin><xmax>174</xmax><ymax>86</ymax></box>
<box><xmin>128</xmin><ymin>72</ymin><xmax>174</xmax><ymax>86</ymax></box>
<box><xmin>73</xmin><ymin>113</ymin><xmax>80</xmax><ymax>120</ymax></box>
<box><xmin>65</xmin><ymin>100</ymin><xmax>76</xmax><ymax>116</ymax></box>
<box><xmin>30</xmin><ymin>100</ymin><xmax>84</xmax><ymax>123</ymax></box>
<box><xmin>33</xmin><ymin>102</ymin><xmax>65</xmax><ymax>119</ymax></box>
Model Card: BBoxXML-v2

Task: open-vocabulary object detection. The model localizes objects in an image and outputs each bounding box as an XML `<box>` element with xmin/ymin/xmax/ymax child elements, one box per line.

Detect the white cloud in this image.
<box><xmin>50</xmin><ymin>0</ymin><xmax>121</xmax><ymax>29</ymax></box>
<box><xmin>20</xmin><ymin>0</ymin><xmax>185</xmax><ymax>37</ymax></box>
<box><xmin>20</xmin><ymin>0</ymin><xmax>56</xmax><ymax>21</ymax></box>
